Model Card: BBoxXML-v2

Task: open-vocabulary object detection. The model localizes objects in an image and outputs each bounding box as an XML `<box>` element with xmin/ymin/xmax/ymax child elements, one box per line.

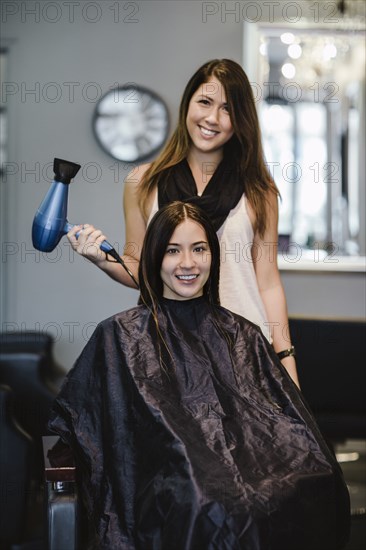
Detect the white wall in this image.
<box><xmin>1</xmin><ymin>1</ymin><xmax>365</xmax><ymax>370</ymax></box>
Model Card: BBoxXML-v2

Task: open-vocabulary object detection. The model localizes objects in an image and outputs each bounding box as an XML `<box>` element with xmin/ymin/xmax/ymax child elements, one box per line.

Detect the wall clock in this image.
<box><xmin>93</xmin><ymin>85</ymin><xmax>169</xmax><ymax>163</ymax></box>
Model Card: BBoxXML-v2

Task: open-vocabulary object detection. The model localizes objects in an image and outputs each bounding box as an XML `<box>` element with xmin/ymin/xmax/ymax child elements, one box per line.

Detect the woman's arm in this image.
<box><xmin>67</xmin><ymin>164</ymin><xmax>151</xmax><ymax>288</ymax></box>
<box><xmin>251</xmin><ymin>193</ymin><xmax>300</xmax><ymax>388</ymax></box>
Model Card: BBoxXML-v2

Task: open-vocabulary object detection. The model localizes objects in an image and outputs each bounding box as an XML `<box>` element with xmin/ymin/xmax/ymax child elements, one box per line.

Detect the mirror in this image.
<box><xmin>243</xmin><ymin>12</ymin><xmax>365</xmax><ymax>258</ymax></box>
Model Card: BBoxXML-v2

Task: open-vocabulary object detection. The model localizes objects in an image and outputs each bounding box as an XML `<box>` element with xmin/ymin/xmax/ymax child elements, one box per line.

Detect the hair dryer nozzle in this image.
<box><xmin>53</xmin><ymin>158</ymin><xmax>81</xmax><ymax>184</ymax></box>
<box><xmin>32</xmin><ymin>158</ymin><xmax>81</xmax><ymax>252</ymax></box>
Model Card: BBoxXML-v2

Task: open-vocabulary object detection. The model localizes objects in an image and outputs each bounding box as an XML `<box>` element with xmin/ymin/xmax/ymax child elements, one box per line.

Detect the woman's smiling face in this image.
<box><xmin>160</xmin><ymin>219</ymin><xmax>212</xmax><ymax>301</ymax></box>
<box><xmin>186</xmin><ymin>76</ymin><xmax>234</xmax><ymax>156</ymax></box>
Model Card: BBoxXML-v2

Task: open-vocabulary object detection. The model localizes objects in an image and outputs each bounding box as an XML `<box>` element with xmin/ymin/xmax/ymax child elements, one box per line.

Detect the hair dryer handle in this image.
<box><xmin>65</xmin><ymin>222</ymin><xmax>114</xmax><ymax>254</ymax></box>
<box><xmin>65</xmin><ymin>223</ymin><xmax>139</xmax><ymax>287</ymax></box>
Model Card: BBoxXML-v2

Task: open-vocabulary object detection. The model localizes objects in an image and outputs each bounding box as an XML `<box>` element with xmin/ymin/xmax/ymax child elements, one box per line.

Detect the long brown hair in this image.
<box><xmin>138</xmin><ymin>201</ymin><xmax>222</xmax><ymax>373</ymax></box>
<box><xmin>139</xmin><ymin>59</ymin><xmax>278</xmax><ymax>237</ymax></box>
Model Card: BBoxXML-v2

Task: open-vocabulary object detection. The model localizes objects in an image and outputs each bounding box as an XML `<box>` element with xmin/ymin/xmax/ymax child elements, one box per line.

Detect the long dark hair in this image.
<box><xmin>139</xmin><ymin>59</ymin><xmax>278</xmax><ymax>237</ymax></box>
<box><xmin>139</xmin><ymin>201</ymin><xmax>235</xmax><ymax>374</ymax></box>
<box><xmin>139</xmin><ymin>201</ymin><xmax>220</xmax><ymax>309</ymax></box>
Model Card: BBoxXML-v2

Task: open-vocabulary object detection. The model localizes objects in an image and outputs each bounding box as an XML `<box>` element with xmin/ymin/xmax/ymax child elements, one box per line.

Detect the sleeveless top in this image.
<box><xmin>148</xmin><ymin>191</ymin><xmax>271</xmax><ymax>342</ymax></box>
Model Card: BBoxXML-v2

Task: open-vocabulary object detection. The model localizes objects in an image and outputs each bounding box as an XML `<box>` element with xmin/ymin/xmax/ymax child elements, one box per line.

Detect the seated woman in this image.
<box><xmin>48</xmin><ymin>201</ymin><xmax>350</xmax><ymax>550</ymax></box>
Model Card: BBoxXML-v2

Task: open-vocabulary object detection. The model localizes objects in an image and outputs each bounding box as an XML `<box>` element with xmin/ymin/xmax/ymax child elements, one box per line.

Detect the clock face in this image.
<box><xmin>93</xmin><ymin>85</ymin><xmax>169</xmax><ymax>163</ymax></box>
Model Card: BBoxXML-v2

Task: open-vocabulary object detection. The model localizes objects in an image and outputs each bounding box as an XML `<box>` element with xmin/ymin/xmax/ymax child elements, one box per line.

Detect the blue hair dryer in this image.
<box><xmin>32</xmin><ymin>158</ymin><xmax>139</xmax><ymax>287</ymax></box>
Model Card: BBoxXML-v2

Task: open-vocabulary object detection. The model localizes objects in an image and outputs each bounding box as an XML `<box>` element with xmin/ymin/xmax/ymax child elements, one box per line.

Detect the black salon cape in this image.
<box><xmin>48</xmin><ymin>297</ymin><xmax>350</xmax><ymax>550</ymax></box>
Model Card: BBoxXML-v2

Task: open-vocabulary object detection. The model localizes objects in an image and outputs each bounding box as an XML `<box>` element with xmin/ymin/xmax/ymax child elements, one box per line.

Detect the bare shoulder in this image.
<box><xmin>123</xmin><ymin>163</ymin><xmax>151</xmax><ymax>216</ymax></box>
<box><xmin>266</xmin><ymin>188</ymin><xmax>279</xmax><ymax>211</ymax></box>
<box><xmin>265</xmin><ymin>190</ymin><xmax>279</xmax><ymax>230</ymax></box>
<box><xmin>123</xmin><ymin>162</ymin><xmax>157</xmax><ymax>244</ymax></box>
<box><xmin>248</xmin><ymin>189</ymin><xmax>279</xmax><ymax>239</ymax></box>
<box><xmin>124</xmin><ymin>162</ymin><xmax>151</xmax><ymax>191</ymax></box>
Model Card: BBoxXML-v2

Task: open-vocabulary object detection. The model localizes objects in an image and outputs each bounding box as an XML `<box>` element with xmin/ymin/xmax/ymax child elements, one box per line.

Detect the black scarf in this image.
<box><xmin>157</xmin><ymin>157</ymin><xmax>243</xmax><ymax>231</ymax></box>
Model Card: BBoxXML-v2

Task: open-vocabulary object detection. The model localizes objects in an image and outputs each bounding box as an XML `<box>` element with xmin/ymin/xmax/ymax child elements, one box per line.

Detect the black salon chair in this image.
<box><xmin>0</xmin><ymin>331</ymin><xmax>67</xmax><ymax>549</ymax></box>
<box><xmin>0</xmin><ymin>385</ymin><xmax>34</xmax><ymax>548</ymax></box>
<box><xmin>0</xmin><ymin>331</ymin><xmax>66</xmax><ymax>477</ymax></box>
<box><xmin>290</xmin><ymin>317</ymin><xmax>366</xmax><ymax>549</ymax></box>
<box><xmin>289</xmin><ymin>317</ymin><xmax>366</xmax><ymax>442</ymax></box>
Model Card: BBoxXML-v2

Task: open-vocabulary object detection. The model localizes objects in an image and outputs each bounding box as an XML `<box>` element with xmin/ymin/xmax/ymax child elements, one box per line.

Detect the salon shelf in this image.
<box><xmin>278</xmin><ymin>254</ymin><xmax>366</xmax><ymax>273</ymax></box>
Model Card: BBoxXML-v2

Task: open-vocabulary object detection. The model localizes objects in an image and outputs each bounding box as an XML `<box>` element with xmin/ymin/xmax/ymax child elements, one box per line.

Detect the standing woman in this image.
<box><xmin>68</xmin><ymin>59</ymin><xmax>299</xmax><ymax>386</ymax></box>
